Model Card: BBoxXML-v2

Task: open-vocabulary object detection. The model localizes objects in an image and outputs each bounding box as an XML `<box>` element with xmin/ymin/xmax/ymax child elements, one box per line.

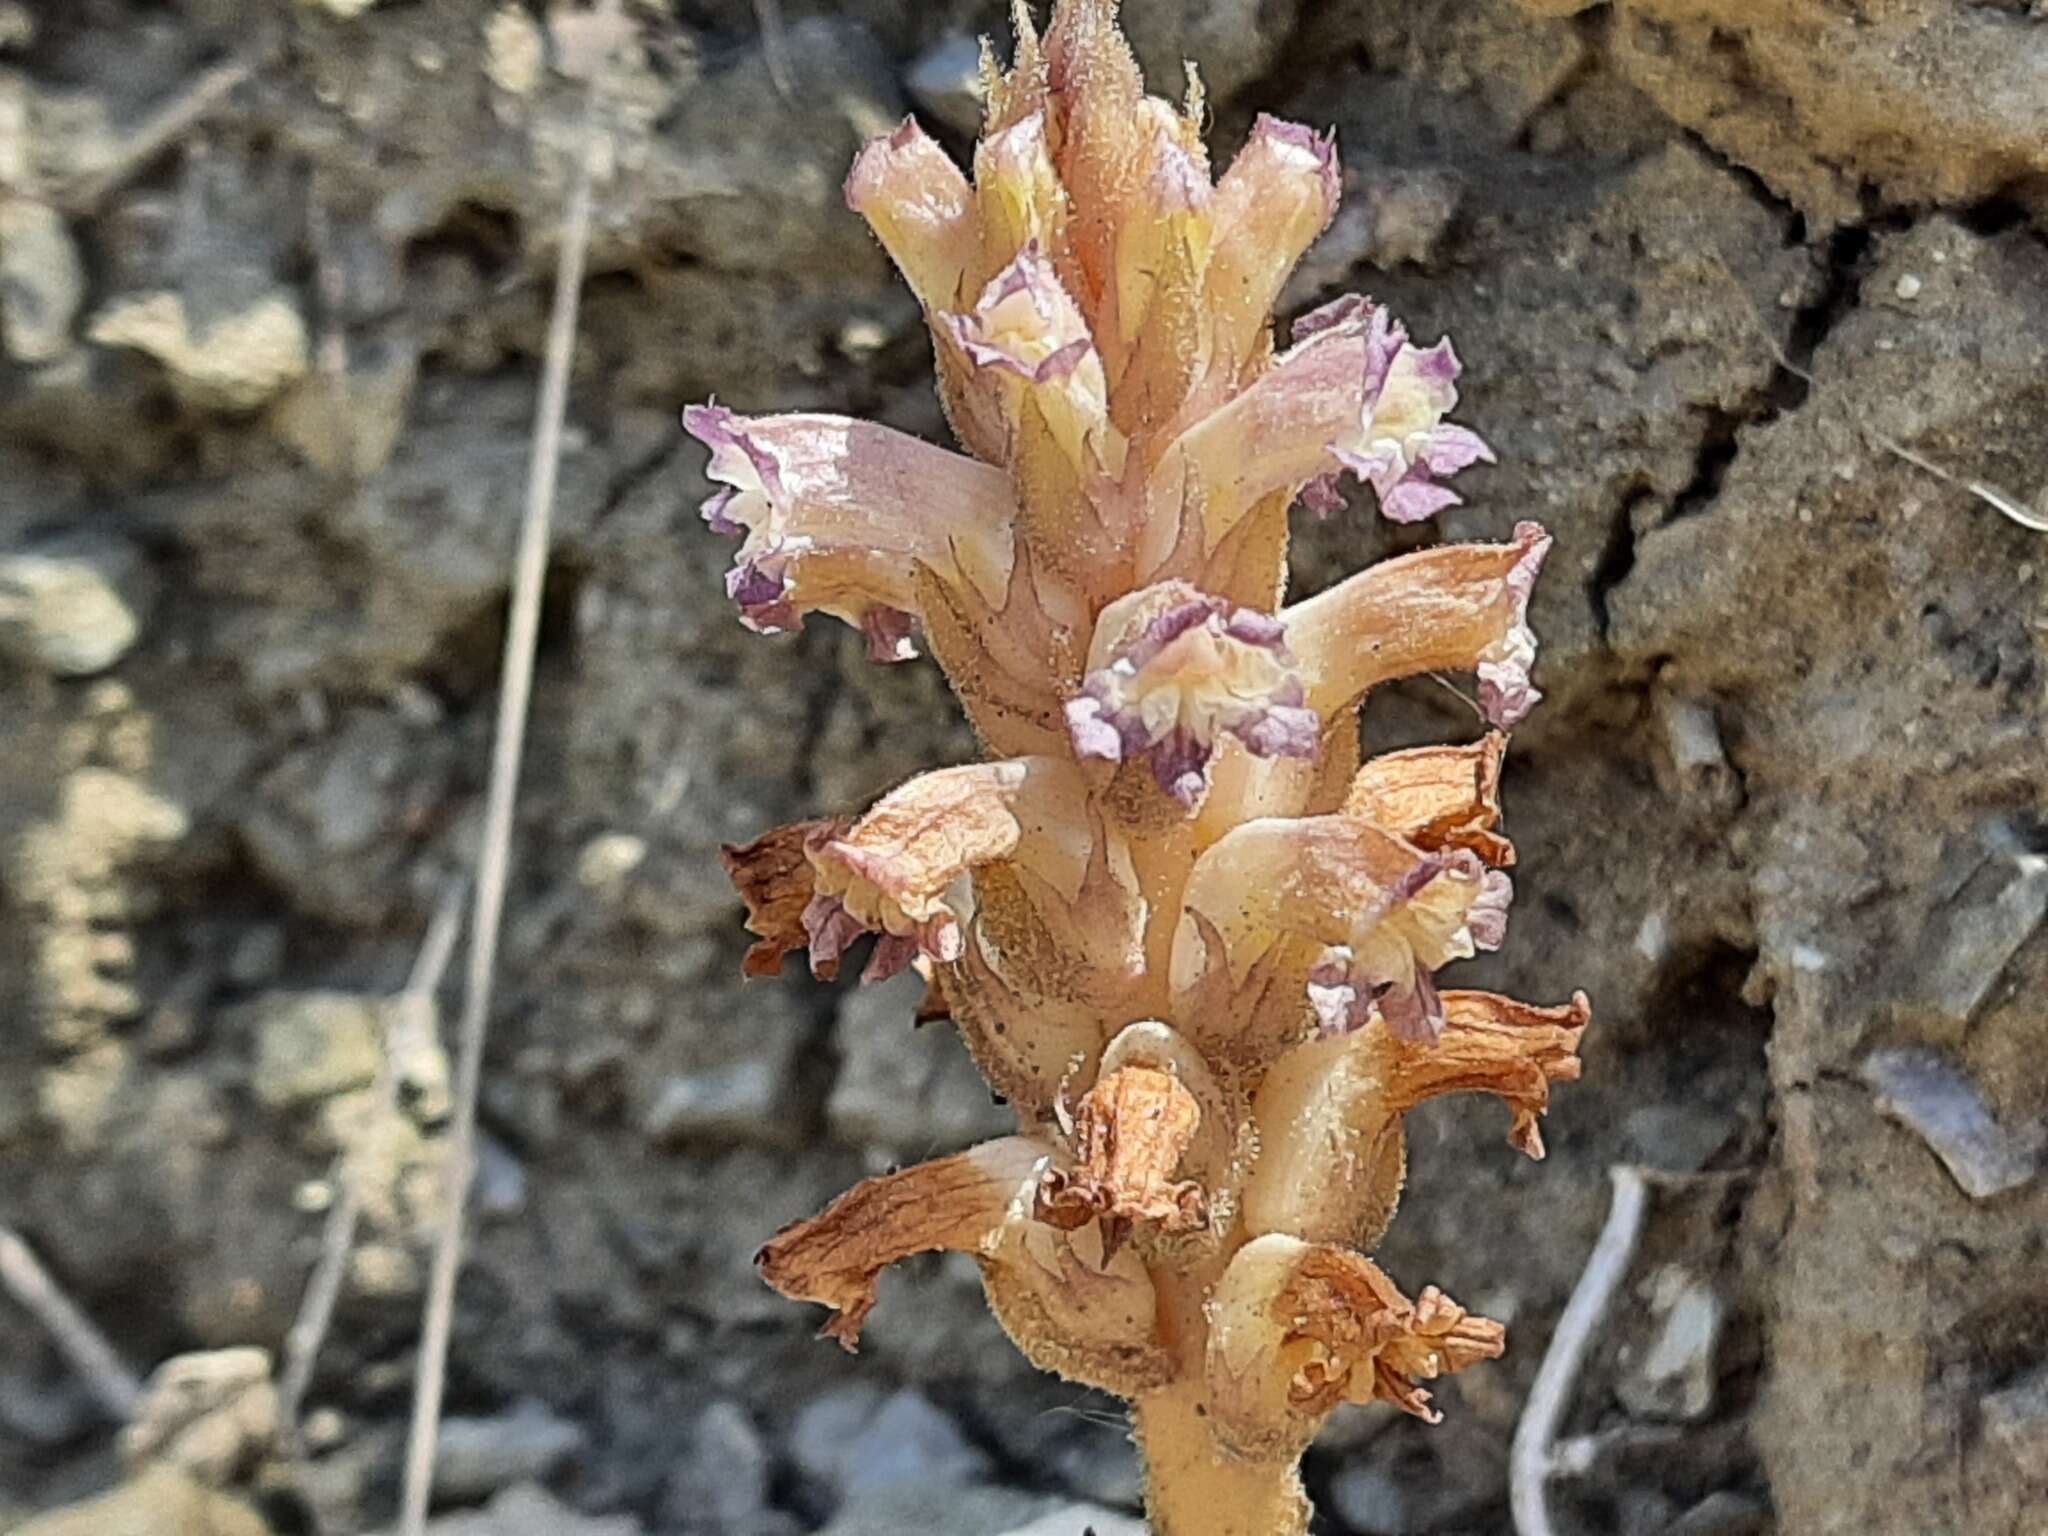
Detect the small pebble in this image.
<box><xmin>1861</xmin><ymin>1046</ymin><xmax>2044</xmax><ymax>1199</ymax></box>
<box><xmin>1894</xmin><ymin>273</ymin><xmax>1923</xmax><ymax>301</ymax></box>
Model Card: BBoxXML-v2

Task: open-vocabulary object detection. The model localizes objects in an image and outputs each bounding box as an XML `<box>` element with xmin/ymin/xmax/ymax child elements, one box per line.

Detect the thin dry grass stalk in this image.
<box><xmin>278</xmin><ymin>879</ymin><xmax>466</xmax><ymax>1446</ymax></box>
<box><xmin>396</xmin><ymin>5</ymin><xmax>624</xmax><ymax>1528</ymax></box>
<box><xmin>0</xmin><ymin>1222</ymin><xmax>142</xmax><ymax>1422</ymax></box>
<box><xmin>1508</xmin><ymin>1164</ymin><xmax>1652</xmax><ymax>1536</ymax></box>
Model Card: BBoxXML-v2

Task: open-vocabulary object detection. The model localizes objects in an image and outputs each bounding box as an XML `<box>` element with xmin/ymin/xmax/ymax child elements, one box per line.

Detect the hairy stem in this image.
<box><xmin>1133</xmin><ymin>1377</ymin><xmax>1308</xmax><ymax>1536</ymax></box>
<box><xmin>1133</xmin><ymin>1255</ymin><xmax>1310</xmax><ymax>1536</ymax></box>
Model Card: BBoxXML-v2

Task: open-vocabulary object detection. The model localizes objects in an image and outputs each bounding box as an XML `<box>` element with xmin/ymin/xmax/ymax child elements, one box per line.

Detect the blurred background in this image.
<box><xmin>2</xmin><ymin>2</ymin><xmax>2046</xmax><ymax>1534</ymax></box>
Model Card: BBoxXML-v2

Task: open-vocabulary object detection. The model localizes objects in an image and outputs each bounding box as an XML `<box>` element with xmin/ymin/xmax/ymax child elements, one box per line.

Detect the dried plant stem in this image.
<box><xmin>752</xmin><ymin>0</ymin><xmax>796</xmax><ymax>99</ymax></box>
<box><xmin>278</xmin><ymin>880</ymin><xmax>466</xmax><ymax>1441</ymax></box>
<box><xmin>47</xmin><ymin>53</ymin><xmax>257</xmax><ymax>213</ymax></box>
<box><xmin>1509</xmin><ymin>1164</ymin><xmax>1651</xmax><ymax>1536</ymax></box>
<box><xmin>0</xmin><ymin>1224</ymin><xmax>142</xmax><ymax>1422</ymax></box>
<box><xmin>396</xmin><ymin>17</ymin><xmax>615</xmax><ymax>1527</ymax></box>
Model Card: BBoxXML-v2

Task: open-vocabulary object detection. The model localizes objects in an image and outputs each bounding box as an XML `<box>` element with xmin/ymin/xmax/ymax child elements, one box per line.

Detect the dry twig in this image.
<box><xmin>396</xmin><ymin>6</ymin><xmax>622</xmax><ymax>1528</ymax></box>
<box><xmin>1509</xmin><ymin>1164</ymin><xmax>1651</xmax><ymax>1536</ymax></box>
<box><xmin>0</xmin><ymin>1223</ymin><xmax>143</xmax><ymax>1422</ymax></box>
<box><xmin>277</xmin><ymin>880</ymin><xmax>466</xmax><ymax>1442</ymax></box>
<box><xmin>753</xmin><ymin>0</ymin><xmax>796</xmax><ymax>100</ymax></box>
<box><xmin>45</xmin><ymin>53</ymin><xmax>258</xmax><ymax>214</ymax></box>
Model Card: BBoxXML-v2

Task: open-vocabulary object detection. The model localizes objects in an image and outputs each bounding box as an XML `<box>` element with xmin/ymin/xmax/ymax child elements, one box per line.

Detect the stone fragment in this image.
<box><xmin>90</xmin><ymin>290</ymin><xmax>309</xmax><ymax>411</ymax></box>
<box><xmin>474</xmin><ymin>1131</ymin><xmax>528</xmax><ymax>1220</ymax></box>
<box><xmin>667</xmin><ymin>19</ymin><xmax>902</xmax><ymax>275</ymax></box>
<box><xmin>1327</xmin><ymin>1463</ymin><xmax>1414</xmax><ymax>1536</ymax></box>
<box><xmin>307</xmin><ymin>0</ymin><xmax>381</xmax><ymax>16</ymax></box>
<box><xmin>999</xmin><ymin>1507</ymin><xmax>1147</xmax><ymax>1536</ymax></box>
<box><xmin>239</xmin><ymin>991</ymin><xmax>384</xmax><ymax>1110</ymax></box>
<box><xmin>484</xmin><ymin>4</ymin><xmax>545</xmax><ymax>95</ymax></box>
<box><xmin>119</xmin><ymin>1347</ymin><xmax>277</xmax><ymax>1485</ymax></box>
<box><xmin>1861</xmin><ymin>1046</ymin><xmax>2044</xmax><ymax>1200</ymax></box>
<box><xmin>1665</xmin><ymin>1491</ymin><xmax>1773</xmax><ymax>1536</ymax></box>
<box><xmin>576</xmin><ymin>831</ymin><xmax>648</xmax><ymax>890</ymax></box>
<box><xmin>1617</xmin><ymin>1267</ymin><xmax>1723</xmax><ymax>1423</ymax></box>
<box><xmin>1122</xmin><ymin>0</ymin><xmax>1300</xmax><ymax>102</ymax></box>
<box><xmin>792</xmin><ymin>1384</ymin><xmax>991</xmax><ymax>1502</ymax></box>
<box><xmin>421</xmin><ymin>1483</ymin><xmax>640</xmax><ymax>1536</ymax></box>
<box><xmin>1907</xmin><ymin>849</ymin><xmax>2048</xmax><ymax>1030</ymax></box>
<box><xmin>269</xmin><ymin>343</ymin><xmax>418</xmax><ymax>478</ymax></box>
<box><xmin>0</xmin><ymin>534</ymin><xmax>151</xmax><ymax>676</ymax></box>
<box><xmin>816</xmin><ymin>1485</ymin><xmax>1130</xmax><ymax>1536</ymax></box>
<box><xmin>433</xmin><ymin>1400</ymin><xmax>588</xmax><ymax>1503</ymax></box>
<box><xmin>826</xmin><ymin>970</ymin><xmax>1013</xmax><ymax>1155</ymax></box>
<box><xmin>1982</xmin><ymin>1365</ymin><xmax>2048</xmax><ymax>1481</ymax></box>
<box><xmin>7</xmin><ymin>1466</ymin><xmax>272</xmax><ymax>1536</ymax></box>
<box><xmin>906</xmin><ymin>32</ymin><xmax>986</xmax><ymax>135</ymax></box>
<box><xmin>0</xmin><ymin>197</ymin><xmax>86</xmax><ymax>362</ymax></box>
<box><xmin>0</xmin><ymin>1369</ymin><xmax>96</xmax><ymax>1446</ymax></box>
<box><xmin>661</xmin><ymin>1401</ymin><xmax>780</xmax><ymax>1532</ymax></box>
<box><xmin>643</xmin><ymin>1059</ymin><xmax>786</xmax><ymax>1147</ymax></box>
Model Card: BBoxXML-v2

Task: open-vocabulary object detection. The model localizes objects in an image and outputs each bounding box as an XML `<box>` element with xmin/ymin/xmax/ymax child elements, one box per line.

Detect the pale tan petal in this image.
<box><xmin>1342</xmin><ymin>732</ymin><xmax>1515</xmax><ymax>866</ymax></box>
<box><xmin>755</xmin><ymin>1137</ymin><xmax>1049</xmax><ymax>1349</ymax></box>
<box><xmin>1205</xmin><ymin>1235</ymin><xmax>1505</xmax><ymax>1456</ymax></box>
<box><xmin>845</xmin><ymin>118</ymin><xmax>979</xmax><ymax>314</ymax></box>
<box><xmin>719</xmin><ymin>816</ymin><xmax>851</xmax><ymax>978</ymax></box>
<box><xmin>1384</xmin><ymin>989</ymin><xmax>1590</xmax><ymax>1159</ymax></box>
<box><xmin>980</xmin><ymin>1205</ymin><xmax>1175</xmax><ymax>1396</ymax></box>
<box><xmin>1035</xmin><ymin>1063</ymin><xmax>1207</xmax><ymax>1249</ymax></box>
<box><xmin>1284</xmin><ymin>522</ymin><xmax>1551</xmax><ymax>717</ymax></box>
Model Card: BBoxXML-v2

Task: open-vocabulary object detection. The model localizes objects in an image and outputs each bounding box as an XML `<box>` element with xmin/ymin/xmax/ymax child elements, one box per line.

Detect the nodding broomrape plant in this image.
<box><xmin>687</xmin><ymin>4</ymin><xmax>1589</xmax><ymax>1531</ymax></box>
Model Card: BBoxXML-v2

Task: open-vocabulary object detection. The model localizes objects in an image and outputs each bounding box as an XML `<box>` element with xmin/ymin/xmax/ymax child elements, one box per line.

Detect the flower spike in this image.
<box><xmin>700</xmin><ymin>5</ymin><xmax>1586</xmax><ymax>1531</ymax></box>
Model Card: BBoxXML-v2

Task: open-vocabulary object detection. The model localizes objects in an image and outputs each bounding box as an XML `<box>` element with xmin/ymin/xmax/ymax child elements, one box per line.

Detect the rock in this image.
<box><xmin>1622</xmin><ymin>1103</ymin><xmax>1737</xmax><ymax>1174</ymax></box>
<box><xmin>0</xmin><ymin>1369</ymin><xmax>97</xmax><ymax>1446</ymax></box>
<box><xmin>118</xmin><ymin>1347</ymin><xmax>277</xmax><ymax>1485</ymax></box>
<box><xmin>906</xmin><ymin>32</ymin><xmax>987</xmax><ymax>135</ymax></box>
<box><xmin>1617</xmin><ymin>1267</ymin><xmax>1724</xmax><ymax>1423</ymax></box>
<box><xmin>0</xmin><ymin>533</ymin><xmax>151</xmax><ymax>676</ymax></box>
<box><xmin>666</xmin><ymin>19</ymin><xmax>902</xmax><ymax>276</ymax></box>
<box><xmin>483</xmin><ymin>4</ymin><xmax>545</xmax><ymax>96</ymax></box>
<box><xmin>576</xmin><ymin>831</ymin><xmax>648</xmax><ymax>891</ymax></box>
<box><xmin>474</xmin><ymin>1131</ymin><xmax>528</xmax><ymax>1220</ymax></box>
<box><xmin>1982</xmin><ymin>1365</ymin><xmax>2048</xmax><ymax>1481</ymax></box>
<box><xmin>1327</xmin><ymin>1464</ymin><xmax>1414</xmax><ymax>1535</ymax></box>
<box><xmin>0</xmin><ymin>197</ymin><xmax>86</xmax><ymax>362</ymax></box>
<box><xmin>268</xmin><ymin>343</ymin><xmax>418</xmax><ymax>478</ymax></box>
<box><xmin>1861</xmin><ymin>1046</ymin><xmax>2044</xmax><ymax>1200</ymax></box>
<box><xmin>816</xmin><ymin>1484</ymin><xmax>1128</xmax><ymax>1536</ymax></box>
<box><xmin>7</xmin><ymin>1465</ymin><xmax>272</xmax><ymax>1536</ymax></box>
<box><xmin>420</xmin><ymin>1483</ymin><xmax>640</xmax><ymax>1536</ymax></box>
<box><xmin>1122</xmin><ymin>0</ymin><xmax>1300</xmax><ymax>102</ymax></box>
<box><xmin>1665</xmin><ymin>1491</ymin><xmax>1773</xmax><ymax>1536</ymax></box>
<box><xmin>1000</xmin><ymin>1507</ymin><xmax>1147</xmax><ymax>1536</ymax></box>
<box><xmin>432</xmin><ymin>1400</ymin><xmax>588</xmax><ymax>1503</ymax></box>
<box><xmin>826</xmin><ymin>970</ymin><xmax>1014</xmax><ymax>1156</ymax></box>
<box><xmin>661</xmin><ymin>1400</ymin><xmax>779</xmax><ymax>1532</ymax></box>
<box><xmin>89</xmin><ymin>289</ymin><xmax>309</xmax><ymax>411</ymax></box>
<box><xmin>1905</xmin><ymin>845</ymin><xmax>2048</xmax><ymax>1031</ymax></box>
<box><xmin>642</xmin><ymin>1059</ymin><xmax>786</xmax><ymax>1147</ymax></box>
<box><xmin>308</xmin><ymin>0</ymin><xmax>381</xmax><ymax>16</ymax></box>
<box><xmin>238</xmin><ymin>991</ymin><xmax>383</xmax><ymax>1110</ymax></box>
<box><xmin>792</xmin><ymin>1385</ymin><xmax>991</xmax><ymax>1502</ymax></box>
<box><xmin>225</xmin><ymin>924</ymin><xmax>287</xmax><ymax>989</ymax></box>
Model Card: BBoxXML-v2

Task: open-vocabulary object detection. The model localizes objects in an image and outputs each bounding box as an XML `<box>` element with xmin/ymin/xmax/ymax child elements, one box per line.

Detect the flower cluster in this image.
<box><xmin>689</xmin><ymin>5</ymin><xmax>1587</xmax><ymax>1531</ymax></box>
